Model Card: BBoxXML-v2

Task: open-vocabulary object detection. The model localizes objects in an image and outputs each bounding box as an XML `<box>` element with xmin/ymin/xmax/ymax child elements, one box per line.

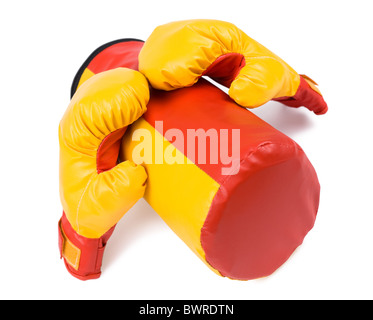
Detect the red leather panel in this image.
<box><xmin>87</xmin><ymin>41</ymin><xmax>144</xmax><ymax>73</ymax></box>
<box><xmin>202</xmin><ymin>52</ymin><xmax>246</xmax><ymax>88</ymax></box>
<box><xmin>96</xmin><ymin>127</ymin><xmax>127</xmax><ymax>174</ymax></box>
<box><xmin>274</xmin><ymin>76</ymin><xmax>328</xmax><ymax>115</ymax></box>
<box><xmin>201</xmin><ymin>142</ymin><xmax>320</xmax><ymax>280</ymax></box>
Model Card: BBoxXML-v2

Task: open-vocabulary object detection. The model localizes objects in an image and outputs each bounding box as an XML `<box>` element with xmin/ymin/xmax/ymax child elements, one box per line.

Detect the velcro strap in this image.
<box><xmin>58</xmin><ymin>220</ymin><xmax>81</xmax><ymax>270</ymax></box>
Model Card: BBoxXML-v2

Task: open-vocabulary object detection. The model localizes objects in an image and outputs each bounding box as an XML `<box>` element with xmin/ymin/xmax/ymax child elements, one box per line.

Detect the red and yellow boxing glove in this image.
<box><xmin>139</xmin><ymin>19</ymin><xmax>327</xmax><ymax>115</ymax></box>
<box><xmin>58</xmin><ymin>68</ymin><xmax>148</xmax><ymax>280</ymax></box>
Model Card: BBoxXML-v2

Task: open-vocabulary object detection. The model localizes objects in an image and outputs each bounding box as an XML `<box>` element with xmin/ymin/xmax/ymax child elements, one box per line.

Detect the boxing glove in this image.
<box><xmin>58</xmin><ymin>67</ymin><xmax>149</xmax><ymax>280</ymax></box>
<box><xmin>139</xmin><ymin>19</ymin><xmax>328</xmax><ymax>115</ymax></box>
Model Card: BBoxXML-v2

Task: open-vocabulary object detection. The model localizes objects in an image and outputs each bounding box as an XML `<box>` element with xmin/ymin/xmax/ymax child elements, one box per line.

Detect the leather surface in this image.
<box><xmin>139</xmin><ymin>19</ymin><xmax>328</xmax><ymax>113</ymax></box>
<box><xmin>59</xmin><ymin>68</ymin><xmax>148</xmax><ymax>238</ymax></box>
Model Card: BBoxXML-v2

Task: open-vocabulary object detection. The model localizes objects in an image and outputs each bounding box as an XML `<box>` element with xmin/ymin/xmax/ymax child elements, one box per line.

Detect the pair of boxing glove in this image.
<box><xmin>58</xmin><ymin>19</ymin><xmax>327</xmax><ymax>280</ymax></box>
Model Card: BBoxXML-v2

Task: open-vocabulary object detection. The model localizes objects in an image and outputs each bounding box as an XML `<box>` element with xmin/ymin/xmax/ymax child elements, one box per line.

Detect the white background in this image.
<box><xmin>0</xmin><ymin>0</ymin><xmax>372</xmax><ymax>300</ymax></box>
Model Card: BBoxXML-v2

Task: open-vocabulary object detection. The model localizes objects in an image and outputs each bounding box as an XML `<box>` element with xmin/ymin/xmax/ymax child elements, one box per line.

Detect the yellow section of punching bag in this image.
<box><xmin>120</xmin><ymin>118</ymin><xmax>221</xmax><ymax>275</ymax></box>
<box><xmin>139</xmin><ymin>19</ymin><xmax>301</xmax><ymax>108</ymax></box>
<box><xmin>59</xmin><ymin>68</ymin><xmax>149</xmax><ymax>238</ymax></box>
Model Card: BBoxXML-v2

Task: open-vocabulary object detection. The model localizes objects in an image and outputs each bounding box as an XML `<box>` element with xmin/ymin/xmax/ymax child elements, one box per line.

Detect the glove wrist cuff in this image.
<box><xmin>58</xmin><ymin>212</ymin><xmax>115</xmax><ymax>280</ymax></box>
<box><xmin>274</xmin><ymin>75</ymin><xmax>328</xmax><ymax>115</ymax></box>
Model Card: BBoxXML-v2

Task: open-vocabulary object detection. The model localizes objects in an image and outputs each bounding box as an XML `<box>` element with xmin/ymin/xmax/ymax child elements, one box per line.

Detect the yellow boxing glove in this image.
<box><xmin>139</xmin><ymin>19</ymin><xmax>327</xmax><ymax>114</ymax></box>
<box><xmin>58</xmin><ymin>68</ymin><xmax>149</xmax><ymax>280</ymax></box>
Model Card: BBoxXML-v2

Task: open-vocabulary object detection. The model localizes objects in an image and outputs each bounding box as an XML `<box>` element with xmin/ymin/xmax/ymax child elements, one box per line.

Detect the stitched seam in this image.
<box><xmin>246</xmin><ymin>55</ymin><xmax>277</xmax><ymax>60</ymax></box>
<box><xmin>218</xmin><ymin>142</ymin><xmax>271</xmax><ymax>185</ymax></box>
<box><xmin>75</xmin><ymin>173</ymin><xmax>96</xmax><ymax>234</ymax></box>
<box><xmin>219</xmin><ymin>141</ymin><xmax>302</xmax><ymax>190</ymax></box>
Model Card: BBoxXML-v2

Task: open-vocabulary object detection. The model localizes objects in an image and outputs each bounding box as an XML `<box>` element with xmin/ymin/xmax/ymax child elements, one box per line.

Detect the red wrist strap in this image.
<box><xmin>58</xmin><ymin>212</ymin><xmax>115</xmax><ymax>280</ymax></box>
<box><xmin>274</xmin><ymin>75</ymin><xmax>328</xmax><ymax>115</ymax></box>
